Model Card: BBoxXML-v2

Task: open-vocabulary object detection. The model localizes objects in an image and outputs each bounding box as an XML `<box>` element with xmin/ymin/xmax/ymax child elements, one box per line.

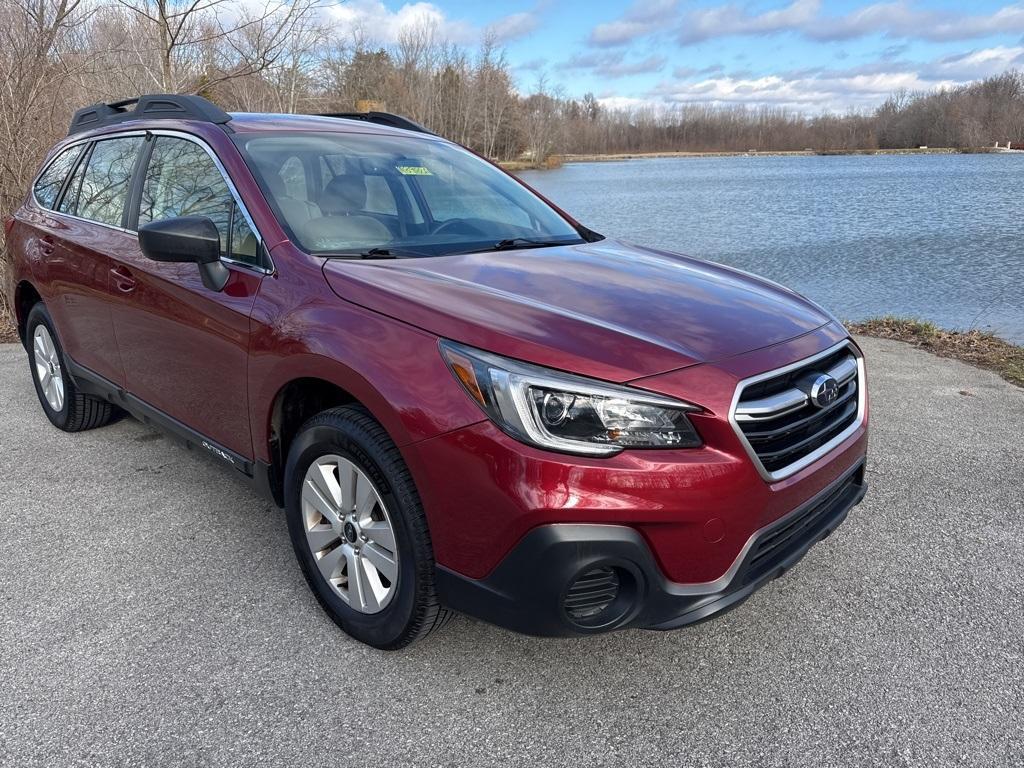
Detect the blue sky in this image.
<box><xmin>327</xmin><ymin>1</ymin><xmax>1024</xmax><ymax>112</ymax></box>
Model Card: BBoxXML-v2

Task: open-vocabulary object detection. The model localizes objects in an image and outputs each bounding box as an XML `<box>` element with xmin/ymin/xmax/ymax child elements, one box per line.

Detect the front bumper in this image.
<box><xmin>436</xmin><ymin>459</ymin><xmax>867</xmax><ymax>637</ymax></box>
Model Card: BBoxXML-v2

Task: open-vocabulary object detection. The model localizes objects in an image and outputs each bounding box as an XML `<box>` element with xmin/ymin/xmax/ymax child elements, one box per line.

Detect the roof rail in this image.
<box><xmin>318</xmin><ymin>112</ymin><xmax>436</xmax><ymax>136</ymax></box>
<box><xmin>68</xmin><ymin>94</ymin><xmax>231</xmax><ymax>136</ymax></box>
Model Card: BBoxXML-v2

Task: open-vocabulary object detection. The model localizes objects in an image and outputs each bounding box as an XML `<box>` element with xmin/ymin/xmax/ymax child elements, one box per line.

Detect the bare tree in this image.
<box><xmin>112</xmin><ymin>0</ymin><xmax>322</xmax><ymax>94</ymax></box>
<box><xmin>0</xmin><ymin>0</ymin><xmax>92</xmax><ymax>326</ymax></box>
<box><xmin>521</xmin><ymin>75</ymin><xmax>563</xmax><ymax>162</ymax></box>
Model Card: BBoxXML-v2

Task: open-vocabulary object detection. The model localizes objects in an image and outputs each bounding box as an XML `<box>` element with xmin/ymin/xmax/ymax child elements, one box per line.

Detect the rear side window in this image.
<box><xmin>68</xmin><ymin>137</ymin><xmax>145</xmax><ymax>227</ymax></box>
<box><xmin>138</xmin><ymin>136</ymin><xmax>258</xmax><ymax>264</ymax></box>
<box><xmin>34</xmin><ymin>145</ymin><xmax>84</xmax><ymax>210</ymax></box>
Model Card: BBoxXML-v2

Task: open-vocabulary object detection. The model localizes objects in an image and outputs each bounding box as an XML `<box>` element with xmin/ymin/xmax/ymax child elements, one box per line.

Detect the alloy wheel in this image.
<box><xmin>33</xmin><ymin>325</ymin><xmax>65</xmax><ymax>412</ymax></box>
<box><xmin>301</xmin><ymin>454</ymin><xmax>399</xmax><ymax>614</ymax></box>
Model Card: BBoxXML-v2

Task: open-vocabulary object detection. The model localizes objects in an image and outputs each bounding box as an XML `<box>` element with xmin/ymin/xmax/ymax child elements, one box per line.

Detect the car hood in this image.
<box><xmin>322</xmin><ymin>239</ymin><xmax>832</xmax><ymax>382</ymax></box>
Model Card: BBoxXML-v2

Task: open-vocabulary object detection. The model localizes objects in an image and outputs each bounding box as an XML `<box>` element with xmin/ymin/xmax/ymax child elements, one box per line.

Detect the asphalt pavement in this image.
<box><xmin>1</xmin><ymin>336</ymin><xmax>1021</xmax><ymax>767</ymax></box>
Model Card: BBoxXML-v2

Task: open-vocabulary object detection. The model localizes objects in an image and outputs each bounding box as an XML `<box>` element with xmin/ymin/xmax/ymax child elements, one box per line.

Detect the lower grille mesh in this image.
<box><xmin>741</xmin><ymin>466</ymin><xmax>863</xmax><ymax>585</ymax></box>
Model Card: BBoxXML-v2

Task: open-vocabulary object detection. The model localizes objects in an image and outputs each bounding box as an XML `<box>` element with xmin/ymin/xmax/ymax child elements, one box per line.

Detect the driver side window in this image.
<box><xmin>138</xmin><ymin>136</ymin><xmax>258</xmax><ymax>264</ymax></box>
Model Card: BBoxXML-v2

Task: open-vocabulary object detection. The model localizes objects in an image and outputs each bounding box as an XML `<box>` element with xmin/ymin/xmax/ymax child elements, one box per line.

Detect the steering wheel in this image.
<box><xmin>430</xmin><ymin>218</ymin><xmax>485</xmax><ymax>237</ymax></box>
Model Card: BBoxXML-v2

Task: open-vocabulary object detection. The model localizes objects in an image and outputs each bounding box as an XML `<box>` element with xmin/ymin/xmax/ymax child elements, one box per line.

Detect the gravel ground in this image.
<box><xmin>1</xmin><ymin>336</ymin><xmax>1021</xmax><ymax>768</ymax></box>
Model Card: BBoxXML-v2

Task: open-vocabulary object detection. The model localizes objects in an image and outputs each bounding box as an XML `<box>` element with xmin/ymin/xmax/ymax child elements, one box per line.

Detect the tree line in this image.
<box><xmin>3</xmin><ymin>0</ymin><xmax>1024</xmax><ymax>328</ymax></box>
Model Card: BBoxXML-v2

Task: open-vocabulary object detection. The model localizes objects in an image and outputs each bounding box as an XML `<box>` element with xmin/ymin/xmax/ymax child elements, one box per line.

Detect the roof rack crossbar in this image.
<box><xmin>317</xmin><ymin>112</ymin><xmax>435</xmax><ymax>136</ymax></box>
<box><xmin>68</xmin><ymin>94</ymin><xmax>231</xmax><ymax>136</ymax></box>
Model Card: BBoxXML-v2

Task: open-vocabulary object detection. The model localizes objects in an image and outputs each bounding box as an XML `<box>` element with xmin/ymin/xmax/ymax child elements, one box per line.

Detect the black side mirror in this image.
<box><xmin>138</xmin><ymin>216</ymin><xmax>230</xmax><ymax>291</ymax></box>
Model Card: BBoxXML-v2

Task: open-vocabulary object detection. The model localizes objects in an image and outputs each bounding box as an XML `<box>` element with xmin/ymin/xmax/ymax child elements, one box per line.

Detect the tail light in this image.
<box><xmin>3</xmin><ymin>216</ymin><xmax>14</xmax><ymax>237</ymax></box>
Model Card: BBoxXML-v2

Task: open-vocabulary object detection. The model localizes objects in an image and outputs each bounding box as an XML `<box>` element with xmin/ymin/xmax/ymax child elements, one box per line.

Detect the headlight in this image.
<box><xmin>439</xmin><ymin>340</ymin><xmax>702</xmax><ymax>456</ymax></box>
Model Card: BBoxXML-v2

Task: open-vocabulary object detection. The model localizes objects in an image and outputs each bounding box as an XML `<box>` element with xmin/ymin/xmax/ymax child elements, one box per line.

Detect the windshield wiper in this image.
<box><xmin>360</xmin><ymin>248</ymin><xmax>397</xmax><ymax>259</ymax></box>
<box><xmin>492</xmin><ymin>237</ymin><xmax>582</xmax><ymax>251</ymax></box>
<box><xmin>322</xmin><ymin>247</ymin><xmax>428</xmax><ymax>260</ymax></box>
<box><xmin>452</xmin><ymin>238</ymin><xmax>582</xmax><ymax>256</ymax></box>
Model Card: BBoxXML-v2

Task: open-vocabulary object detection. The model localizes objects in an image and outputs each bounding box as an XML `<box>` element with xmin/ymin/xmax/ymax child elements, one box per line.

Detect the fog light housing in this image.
<box><xmin>564</xmin><ymin>566</ymin><xmax>635</xmax><ymax>629</ymax></box>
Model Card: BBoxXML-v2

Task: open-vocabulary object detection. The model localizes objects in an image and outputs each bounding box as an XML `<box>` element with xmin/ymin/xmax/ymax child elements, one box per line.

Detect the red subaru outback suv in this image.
<box><xmin>8</xmin><ymin>95</ymin><xmax>868</xmax><ymax>649</ymax></box>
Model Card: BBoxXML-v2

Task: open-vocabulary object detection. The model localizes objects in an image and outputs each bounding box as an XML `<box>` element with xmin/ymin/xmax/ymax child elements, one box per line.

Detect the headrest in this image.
<box><xmin>320</xmin><ymin>174</ymin><xmax>367</xmax><ymax>215</ymax></box>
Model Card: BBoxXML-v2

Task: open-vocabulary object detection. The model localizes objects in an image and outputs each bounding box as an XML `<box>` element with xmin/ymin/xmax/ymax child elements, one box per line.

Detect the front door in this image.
<box><xmin>108</xmin><ymin>134</ymin><xmax>265</xmax><ymax>459</ymax></box>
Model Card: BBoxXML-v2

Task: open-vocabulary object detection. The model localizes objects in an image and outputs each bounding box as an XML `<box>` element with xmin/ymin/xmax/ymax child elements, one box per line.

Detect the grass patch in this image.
<box><xmin>0</xmin><ymin>317</ymin><xmax>15</xmax><ymax>344</ymax></box>
<box><xmin>848</xmin><ymin>316</ymin><xmax>1024</xmax><ymax>388</ymax></box>
<box><xmin>0</xmin><ymin>294</ymin><xmax>17</xmax><ymax>344</ymax></box>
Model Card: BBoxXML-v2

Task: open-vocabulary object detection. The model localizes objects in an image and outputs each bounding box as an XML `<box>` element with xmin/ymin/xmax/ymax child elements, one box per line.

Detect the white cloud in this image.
<box><xmin>588</xmin><ymin>0</ymin><xmax>679</xmax><ymax>47</ymax></box>
<box><xmin>642</xmin><ymin>45</ymin><xmax>1024</xmax><ymax>112</ymax></box>
<box><xmin>601</xmin><ymin>55</ymin><xmax>667</xmax><ymax>77</ymax></box>
<box><xmin>678</xmin><ymin>0</ymin><xmax>819</xmax><ymax>44</ymax></box>
<box><xmin>673</xmin><ymin>64</ymin><xmax>725</xmax><ymax>79</ymax></box>
<box><xmin>644</xmin><ymin>43</ymin><xmax>1024</xmax><ymax>113</ymax></box>
<box><xmin>327</xmin><ymin>1</ymin><xmax>541</xmax><ymax>46</ymax></box>
<box><xmin>562</xmin><ymin>50</ymin><xmax>667</xmax><ymax>78</ymax></box>
<box><xmin>651</xmin><ymin>69</ymin><xmax>958</xmax><ymax>111</ymax></box>
<box><xmin>327</xmin><ymin>1</ymin><xmax>475</xmax><ymax>44</ymax></box>
<box><xmin>656</xmin><ymin>1</ymin><xmax>1024</xmax><ymax>45</ymax></box>
<box><xmin>809</xmin><ymin>2</ymin><xmax>1024</xmax><ymax>42</ymax></box>
<box><xmin>487</xmin><ymin>11</ymin><xmax>540</xmax><ymax>43</ymax></box>
<box><xmin>597</xmin><ymin>95</ymin><xmax>657</xmax><ymax>110</ymax></box>
<box><xmin>922</xmin><ymin>45</ymin><xmax>1024</xmax><ymax>79</ymax></box>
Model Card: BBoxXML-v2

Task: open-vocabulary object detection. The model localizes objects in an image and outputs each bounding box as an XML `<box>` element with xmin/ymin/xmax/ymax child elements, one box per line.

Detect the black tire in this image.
<box><xmin>26</xmin><ymin>303</ymin><xmax>115</xmax><ymax>432</ymax></box>
<box><xmin>284</xmin><ymin>405</ymin><xmax>452</xmax><ymax>650</ymax></box>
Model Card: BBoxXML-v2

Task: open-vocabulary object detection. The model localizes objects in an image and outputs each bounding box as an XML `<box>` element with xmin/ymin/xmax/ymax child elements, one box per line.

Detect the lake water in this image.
<box><xmin>519</xmin><ymin>154</ymin><xmax>1024</xmax><ymax>344</ymax></box>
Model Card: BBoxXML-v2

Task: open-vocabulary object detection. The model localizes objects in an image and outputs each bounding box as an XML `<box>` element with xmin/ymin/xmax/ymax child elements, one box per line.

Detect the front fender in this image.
<box><xmin>248</xmin><ymin>263</ymin><xmax>484</xmax><ymax>464</ymax></box>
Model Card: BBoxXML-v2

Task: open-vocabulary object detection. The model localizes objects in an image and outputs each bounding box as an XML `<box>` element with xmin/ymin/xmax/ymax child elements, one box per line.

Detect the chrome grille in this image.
<box><xmin>730</xmin><ymin>341</ymin><xmax>864</xmax><ymax>481</ymax></box>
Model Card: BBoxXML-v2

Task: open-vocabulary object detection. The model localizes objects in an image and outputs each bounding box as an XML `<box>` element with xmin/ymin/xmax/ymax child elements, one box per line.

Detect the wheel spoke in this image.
<box><xmin>53</xmin><ymin>376</ymin><xmax>64</xmax><ymax>409</ymax></box>
<box><xmin>303</xmin><ymin>477</ymin><xmax>341</xmax><ymax>526</ymax></box>
<box><xmin>43</xmin><ymin>333</ymin><xmax>55</xmax><ymax>364</ymax></box>
<box><xmin>354</xmin><ymin>474</ymin><xmax>378</xmax><ymax>522</ymax></box>
<box><xmin>315</xmin><ymin>544</ymin><xmax>346</xmax><ymax>582</ymax></box>
<box><xmin>38</xmin><ymin>366</ymin><xmax>51</xmax><ymax>388</ymax></box>
<box><xmin>346</xmin><ymin>547</ymin><xmax>367</xmax><ymax>609</ymax></box>
<box><xmin>312</xmin><ymin>461</ymin><xmax>343</xmax><ymax>507</ymax></box>
<box><xmin>364</xmin><ymin>559</ymin><xmax>390</xmax><ymax>609</ymax></box>
<box><xmin>361</xmin><ymin>521</ymin><xmax>396</xmax><ymax>552</ymax></box>
<box><xmin>46</xmin><ymin>379</ymin><xmax>59</xmax><ymax>409</ymax></box>
<box><xmin>337</xmin><ymin>458</ymin><xmax>359</xmax><ymax>512</ymax></box>
<box><xmin>34</xmin><ymin>334</ymin><xmax>47</xmax><ymax>360</ymax></box>
<box><xmin>305</xmin><ymin>525</ymin><xmax>340</xmax><ymax>554</ymax></box>
<box><xmin>354</xmin><ymin>556</ymin><xmax>383</xmax><ymax>612</ymax></box>
<box><xmin>362</xmin><ymin>542</ymin><xmax>397</xmax><ymax>583</ymax></box>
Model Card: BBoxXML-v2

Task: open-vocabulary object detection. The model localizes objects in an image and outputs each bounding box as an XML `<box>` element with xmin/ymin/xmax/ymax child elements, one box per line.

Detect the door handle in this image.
<box><xmin>110</xmin><ymin>265</ymin><xmax>137</xmax><ymax>293</ymax></box>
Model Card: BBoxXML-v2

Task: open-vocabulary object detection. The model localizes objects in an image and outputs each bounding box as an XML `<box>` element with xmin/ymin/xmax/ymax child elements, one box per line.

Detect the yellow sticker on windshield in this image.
<box><xmin>396</xmin><ymin>165</ymin><xmax>432</xmax><ymax>176</ymax></box>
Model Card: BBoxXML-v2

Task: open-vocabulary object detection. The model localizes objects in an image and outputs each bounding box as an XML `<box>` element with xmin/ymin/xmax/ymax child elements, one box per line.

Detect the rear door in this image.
<box><xmin>27</xmin><ymin>137</ymin><xmax>144</xmax><ymax>385</ymax></box>
<box><xmin>107</xmin><ymin>132</ymin><xmax>266</xmax><ymax>459</ymax></box>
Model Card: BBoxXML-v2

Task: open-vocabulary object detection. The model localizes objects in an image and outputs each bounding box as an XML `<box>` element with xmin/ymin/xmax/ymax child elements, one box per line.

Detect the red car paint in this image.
<box><xmin>9</xmin><ymin>112</ymin><xmax>868</xmax><ymax>596</ymax></box>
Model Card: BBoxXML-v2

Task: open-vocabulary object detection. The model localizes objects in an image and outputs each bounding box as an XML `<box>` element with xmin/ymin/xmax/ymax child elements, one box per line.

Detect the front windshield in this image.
<box><xmin>234</xmin><ymin>131</ymin><xmax>586</xmax><ymax>257</ymax></box>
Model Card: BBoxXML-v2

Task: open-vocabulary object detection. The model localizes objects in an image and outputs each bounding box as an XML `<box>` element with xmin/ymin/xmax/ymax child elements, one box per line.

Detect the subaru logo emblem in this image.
<box><xmin>809</xmin><ymin>374</ymin><xmax>839</xmax><ymax>409</ymax></box>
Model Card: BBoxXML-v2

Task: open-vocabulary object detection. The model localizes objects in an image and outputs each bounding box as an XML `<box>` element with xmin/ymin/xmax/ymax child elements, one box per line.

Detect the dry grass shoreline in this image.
<box><xmin>501</xmin><ymin>145</ymin><xmax>994</xmax><ymax>170</ymax></box>
<box><xmin>848</xmin><ymin>317</ymin><xmax>1024</xmax><ymax>388</ymax></box>
<box><xmin>0</xmin><ymin>299</ymin><xmax>16</xmax><ymax>344</ymax></box>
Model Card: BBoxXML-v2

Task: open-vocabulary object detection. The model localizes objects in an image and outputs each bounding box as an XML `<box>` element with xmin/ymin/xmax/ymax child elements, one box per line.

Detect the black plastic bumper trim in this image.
<box><xmin>64</xmin><ymin>355</ymin><xmax>254</xmax><ymax>476</ymax></box>
<box><xmin>436</xmin><ymin>459</ymin><xmax>867</xmax><ymax>637</ymax></box>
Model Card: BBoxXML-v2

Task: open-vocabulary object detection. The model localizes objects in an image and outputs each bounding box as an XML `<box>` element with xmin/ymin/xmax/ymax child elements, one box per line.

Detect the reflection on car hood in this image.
<box><xmin>322</xmin><ymin>239</ymin><xmax>833</xmax><ymax>382</ymax></box>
